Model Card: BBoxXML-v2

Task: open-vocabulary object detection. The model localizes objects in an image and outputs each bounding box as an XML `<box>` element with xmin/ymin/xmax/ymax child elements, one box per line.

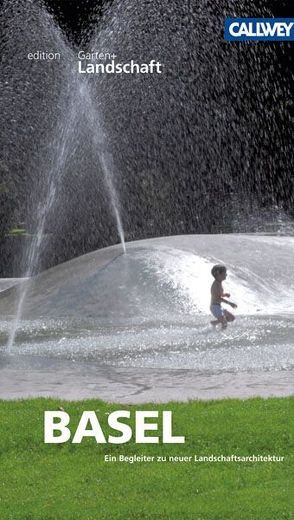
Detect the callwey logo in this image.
<box><xmin>224</xmin><ymin>18</ymin><xmax>294</xmax><ymax>41</ymax></box>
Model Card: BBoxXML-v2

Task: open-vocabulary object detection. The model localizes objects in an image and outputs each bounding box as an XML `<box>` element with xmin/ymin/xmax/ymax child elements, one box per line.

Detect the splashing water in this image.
<box><xmin>3</xmin><ymin>0</ymin><xmax>126</xmax><ymax>346</ymax></box>
<box><xmin>100</xmin><ymin>153</ymin><xmax>126</xmax><ymax>254</ymax></box>
<box><xmin>7</xmin><ymin>80</ymin><xmax>79</xmax><ymax>348</ymax></box>
<box><xmin>78</xmin><ymin>81</ymin><xmax>126</xmax><ymax>253</ymax></box>
<box><xmin>1</xmin><ymin>236</ymin><xmax>293</xmax><ymax>378</ymax></box>
<box><xmin>1</xmin><ymin>0</ymin><xmax>293</xmax><ymax>348</ymax></box>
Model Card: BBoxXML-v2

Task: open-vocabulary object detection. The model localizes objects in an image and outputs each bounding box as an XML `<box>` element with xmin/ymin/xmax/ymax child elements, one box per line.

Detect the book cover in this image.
<box><xmin>0</xmin><ymin>0</ymin><xmax>293</xmax><ymax>518</ymax></box>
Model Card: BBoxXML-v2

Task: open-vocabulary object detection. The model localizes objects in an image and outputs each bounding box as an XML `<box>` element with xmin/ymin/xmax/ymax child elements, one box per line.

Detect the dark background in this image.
<box><xmin>0</xmin><ymin>0</ymin><xmax>293</xmax><ymax>276</ymax></box>
<box><xmin>44</xmin><ymin>0</ymin><xmax>292</xmax><ymax>44</ymax></box>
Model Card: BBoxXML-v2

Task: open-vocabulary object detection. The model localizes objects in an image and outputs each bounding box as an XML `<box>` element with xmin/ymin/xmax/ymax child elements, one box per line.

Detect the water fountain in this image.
<box><xmin>77</xmin><ymin>82</ymin><xmax>126</xmax><ymax>253</ymax></box>
<box><xmin>0</xmin><ymin>0</ymin><xmax>293</xmax><ymax>401</ymax></box>
<box><xmin>1</xmin><ymin>0</ymin><xmax>126</xmax><ymax>347</ymax></box>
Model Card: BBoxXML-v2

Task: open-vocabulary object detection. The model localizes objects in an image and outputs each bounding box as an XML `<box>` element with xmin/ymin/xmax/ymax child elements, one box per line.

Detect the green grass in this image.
<box><xmin>0</xmin><ymin>397</ymin><xmax>293</xmax><ymax>519</ymax></box>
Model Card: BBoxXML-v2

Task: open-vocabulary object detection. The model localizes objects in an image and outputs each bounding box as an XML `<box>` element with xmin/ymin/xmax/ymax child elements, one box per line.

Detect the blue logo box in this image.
<box><xmin>224</xmin><ymin>18</ymin><xmax>294</xmax><ymax>41</ymax></box>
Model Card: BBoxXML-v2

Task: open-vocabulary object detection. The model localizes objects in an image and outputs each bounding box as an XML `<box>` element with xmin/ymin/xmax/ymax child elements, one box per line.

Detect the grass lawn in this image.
<box><xmin>0</xmin><ymin>397</ymin><xmax>293</xmax><ymax>519</ymax></box>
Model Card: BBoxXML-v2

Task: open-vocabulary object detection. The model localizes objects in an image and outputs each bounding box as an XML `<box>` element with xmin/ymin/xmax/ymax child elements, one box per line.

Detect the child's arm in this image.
<box><xmin>221</xmin><ymin>297</ymin><xmax>237</xmax><ymax>309</ymax></box>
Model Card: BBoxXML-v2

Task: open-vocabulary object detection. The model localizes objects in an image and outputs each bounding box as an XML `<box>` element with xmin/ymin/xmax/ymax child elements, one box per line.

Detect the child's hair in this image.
<box><xmin>211</xmin><ymin>264</ymin><xmax>226</xmax><ymax>278</ymax></box>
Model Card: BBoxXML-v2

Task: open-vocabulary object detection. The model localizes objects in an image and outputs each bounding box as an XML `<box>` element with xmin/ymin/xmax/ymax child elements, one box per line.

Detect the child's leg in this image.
<box><xmin>220</xmin><ymin>315</ymin><xmax>227</xmax><ymax>329</ymax></box>
<box><xmin>211</xmin><ymin>316</ymin><xmax>227</xmax><ymax>328</ymax></box>
<box><xmin>210</xmin><ymin>305</ymin><xmax>227</xmax><ymax>328</ymax></box>
<box><xmin>210</xmin><ymin>319</ymin><xmax>219</xmax><ymax>326</ymax></box>
<box><xmin>224</xmin><ymin>310</ymin><xmax>235</xmax><ymax>322</ymax></box>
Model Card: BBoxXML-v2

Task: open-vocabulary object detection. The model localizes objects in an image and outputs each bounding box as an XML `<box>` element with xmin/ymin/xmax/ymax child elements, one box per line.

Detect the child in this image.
<box><xmin>210</xmin><ymin>264</ymin><xmax>237</xmax><ymax>329</ymax></box>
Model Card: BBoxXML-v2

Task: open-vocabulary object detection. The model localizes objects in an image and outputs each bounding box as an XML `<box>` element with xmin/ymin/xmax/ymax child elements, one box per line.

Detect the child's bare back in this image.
<box><xmin>211</xmin><ymin>279</ymin><xmax>223</xmax><ymax>305</ymax></box>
